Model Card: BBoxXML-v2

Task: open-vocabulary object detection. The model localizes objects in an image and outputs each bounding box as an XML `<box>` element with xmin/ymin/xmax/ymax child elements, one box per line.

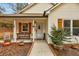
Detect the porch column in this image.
<box><xmin>71</xmin><ymin>20</ymin><xmax>73</xmax><ymax>36</ymax></box>
<box><xmin>48</xmin><ymin>18</ymin><xmax>52</xmax><ymax>44</ymax></box>
<box><xmin>13</xmin><ymin>20</ymin><xmax>17</xmax><ymax>42</ymax></box>
<box><xmin>32</xmin><ymin>20</ymin><xmax>36</xmax><ymax>42</ymax></box>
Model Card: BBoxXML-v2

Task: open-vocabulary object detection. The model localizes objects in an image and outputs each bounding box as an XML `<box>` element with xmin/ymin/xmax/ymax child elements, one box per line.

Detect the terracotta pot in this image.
<box><xmin>3</xmin><ymin>42</ymin><xmax>10</xmax><ymax>46</ymax></box>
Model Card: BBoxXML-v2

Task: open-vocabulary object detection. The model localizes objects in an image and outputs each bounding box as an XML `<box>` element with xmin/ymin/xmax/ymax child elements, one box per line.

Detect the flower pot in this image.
<box><xmin>3</xmin><ymin>42</ymin><xmax>11</xmax><ymax>46</ymax></box>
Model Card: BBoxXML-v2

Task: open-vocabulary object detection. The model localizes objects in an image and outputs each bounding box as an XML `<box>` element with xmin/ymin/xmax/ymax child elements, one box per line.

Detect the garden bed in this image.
<box><xmin>49</xmin><ymin>44</ymin><xmax>79</xmax><ymax>56</ymax></box>
<box><xmin>0</xmin><ymin>42</ymin><xmax>33</xmax><ymax>56</ymax></box>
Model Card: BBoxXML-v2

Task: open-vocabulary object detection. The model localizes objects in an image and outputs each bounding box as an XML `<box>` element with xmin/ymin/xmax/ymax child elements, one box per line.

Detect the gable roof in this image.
<box><xmin>42</xmin><ymin>3</ymin><xmax>61</xmax><ymax>16</ymax></box>
<box><xmin>49</xmin><ymin>3</ymin><xmax>61</xmax><ymax>12</ymax></box>
<box><xmin>18</xmin><ymin>3</ymin><xmax>56</xmax><ymax>14</ymax></box>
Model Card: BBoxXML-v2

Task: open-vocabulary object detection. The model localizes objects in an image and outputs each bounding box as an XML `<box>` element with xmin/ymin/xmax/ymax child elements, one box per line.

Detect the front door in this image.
<box><xmin>36</xmin><ymin>23</ymin><xmax>44</xmax><ymax>40</ymax></box>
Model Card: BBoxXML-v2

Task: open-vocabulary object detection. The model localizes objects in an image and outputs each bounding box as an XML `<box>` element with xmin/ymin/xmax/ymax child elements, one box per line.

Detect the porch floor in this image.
<box><xmin>30</xmin><ymin>40</ymin><xmax>54</xmax><ymax>56</ymax></box>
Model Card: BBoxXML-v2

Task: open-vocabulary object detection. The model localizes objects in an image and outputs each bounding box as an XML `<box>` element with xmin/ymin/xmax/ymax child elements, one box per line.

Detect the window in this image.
<box><xmin>73</xmin><ymin>20</ymin><xmax>79</xmax><ymax>35</ymax></box>
<box><xmin>22</xmin><ymin>23</ymin><xmax>29</xmax><ymax>32</ymax></box>
<box><xmin>63</xmin><ymin>20</ymin><xmax>79</xmax><ymax>36</ymax></box>
<box><xmin>63</xmin><ymin>20</ymin><xmax>71</xmax><ymax>35</ymax></box>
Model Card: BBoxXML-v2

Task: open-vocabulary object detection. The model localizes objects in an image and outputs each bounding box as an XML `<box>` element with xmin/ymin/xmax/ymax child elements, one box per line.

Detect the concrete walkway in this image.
<box><xmin>30</xmin><ymin>40</ymin><xmax>54</xmax><ymax>56</ymax></box>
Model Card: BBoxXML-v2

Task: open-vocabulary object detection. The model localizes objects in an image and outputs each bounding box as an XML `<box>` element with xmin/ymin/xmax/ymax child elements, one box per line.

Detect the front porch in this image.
<box><xmin>0</xmin><ymin>15</ymin><xmax>48</xmax><ymax>43</ymax></box>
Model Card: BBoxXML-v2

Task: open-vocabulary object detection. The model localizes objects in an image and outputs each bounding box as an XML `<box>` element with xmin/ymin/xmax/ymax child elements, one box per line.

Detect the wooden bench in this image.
<box><xmin>17</xmin><ymin>32</ymin><xmax>31</xmax><ymax>40</ymax></box>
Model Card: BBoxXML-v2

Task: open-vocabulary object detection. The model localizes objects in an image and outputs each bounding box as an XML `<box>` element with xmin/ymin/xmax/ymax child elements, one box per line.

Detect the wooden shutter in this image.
<box><xmin>19</xmin><ymin>23</ymin><xmax>21</xmax><ymax>32</ymax></box>
<box><xmin>58</xmin><ymin>19</ymin><xmax>62</xmax><ymax>29</ymax></box>
<box><xmin>29</xmin><ymin>23</ymin><xmax>32</xmax><ymax>34</ymax></box>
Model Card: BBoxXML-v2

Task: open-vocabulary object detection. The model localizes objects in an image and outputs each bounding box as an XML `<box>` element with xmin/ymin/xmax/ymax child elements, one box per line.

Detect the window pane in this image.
<box><xmin>64</xmin><ymin>20</ymin><xmax>70</xmax><ymax>27</ymax></box>
<box><xmin>22</xmin><ymin>23</ymin><xmax>28</xmax><ymax>31</ymax></box>
<box><xmin>64</xmin><ymin>27</ymin><xmax>70</xmax><ymax>35</ymax></box>
<box><xmin>73</xmin><ymin>20</ymin><xmax>79</xmax><ymax>35</ymax></box>
<box><xmin>64</xmin><ymin>20</ymin><xmax>70</xmax><ymax>35</ymax></box>
<box><xmin>73</xmin><ymin>20</ymin><xmax>79</xmax><ymax>27</ymax></box>
<box><xmin>23</xmin><ymin>28</ymin><xmax>28</xmax><ymax>31</ymax></box>
<box><xmin>73</xmin><ymin>27</ymin><xmax>79</xmax><ymax>35</ymax></box>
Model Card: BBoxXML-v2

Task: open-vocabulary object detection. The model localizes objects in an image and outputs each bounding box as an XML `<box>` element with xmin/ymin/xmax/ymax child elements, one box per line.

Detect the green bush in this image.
<box><xmin>49</xmin><ymin>26</ymin><xmax>69</xmax><ymax>45</ymax></box>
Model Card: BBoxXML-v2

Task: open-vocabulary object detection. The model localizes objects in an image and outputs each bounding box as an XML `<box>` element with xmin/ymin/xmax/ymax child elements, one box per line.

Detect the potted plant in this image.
<box><xmin>49</xmin><ymin>26</ymin><xmax>69</xmax><ymax>50</ymax></box>
<box><xmin>0</xmin><ymin>22</ymin><xmax>13</xmax><ymax>46</ymax></box>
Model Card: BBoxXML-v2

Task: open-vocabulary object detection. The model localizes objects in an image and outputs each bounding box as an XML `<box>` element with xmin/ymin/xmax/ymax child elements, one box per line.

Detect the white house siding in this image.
<box><xmin>48</xmin><ymin>3</ymin><xmax>79</xmax><ymax>44</ymax></box>
<box><xmin>23</xmin><ymin>3</ymin><xmax>52</xmax><ymax>13</ymax></box>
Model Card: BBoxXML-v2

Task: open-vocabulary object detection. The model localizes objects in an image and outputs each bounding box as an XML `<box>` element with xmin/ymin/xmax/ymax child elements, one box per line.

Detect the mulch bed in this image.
<box><xmin>49</xmin><ymin>44</ymin><xmax>79</xmax><ymax>56</ymax></box>
<box><xmin>0</xmin><ymin>42</ymin><xmax>32</xmax><ymax>56</ymax></box>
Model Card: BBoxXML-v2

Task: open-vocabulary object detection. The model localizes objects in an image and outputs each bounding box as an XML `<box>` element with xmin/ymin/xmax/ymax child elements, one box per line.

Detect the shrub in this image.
<box><xmin>49</xmin><ymin>26</ymin><xmax>69</xmax><ymax>45</ymax></box>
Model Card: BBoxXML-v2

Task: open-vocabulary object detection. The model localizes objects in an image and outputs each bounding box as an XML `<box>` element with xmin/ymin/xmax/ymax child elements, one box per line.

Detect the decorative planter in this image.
<box><xmin>3</xmin><ymin>42</ymin><xmax>11</xmax><ymax>46</ymax></box>
<box><xmin>3</xmin><ymin>39</ymin><xmax>11</xmax><ymax>46</ymax></box>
